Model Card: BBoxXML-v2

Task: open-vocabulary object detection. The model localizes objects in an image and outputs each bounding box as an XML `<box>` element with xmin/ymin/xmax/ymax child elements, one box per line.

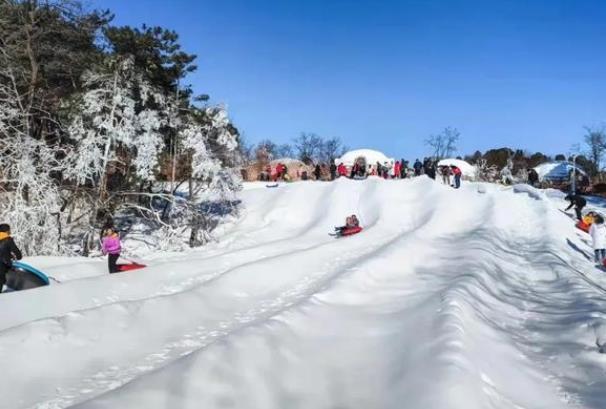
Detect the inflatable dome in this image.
<box><xmin>437</xmin><ymin>158</ymin><xmax>477</xmax><ymax>179</ymax></box>
<box><xmin>335</xmin><ymin>149</ymin><xmax>395</xmax><ymax>168</ymax></box>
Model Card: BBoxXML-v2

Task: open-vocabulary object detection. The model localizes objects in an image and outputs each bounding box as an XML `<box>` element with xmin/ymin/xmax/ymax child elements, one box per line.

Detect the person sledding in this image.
<box><xmin>334</xmin><ymin>215</ymin><xmax>362</xmax><ymax>237</ymax></box>
<box><xmin>564</xmin><ymin>193</ymin><xmax>587</xmax><ymax>221</ymax></box>
<box><xmin>0</xmin><ymin>224</ymin><xmax>22</xmax><ymax>293</ymax></box>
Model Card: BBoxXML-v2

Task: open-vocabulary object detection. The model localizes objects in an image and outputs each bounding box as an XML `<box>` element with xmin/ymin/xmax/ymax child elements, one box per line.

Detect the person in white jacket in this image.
<box><xmin>589</xmin><ymin>214</ymin><xmax>606</xmax><ymax>264</ymax></box>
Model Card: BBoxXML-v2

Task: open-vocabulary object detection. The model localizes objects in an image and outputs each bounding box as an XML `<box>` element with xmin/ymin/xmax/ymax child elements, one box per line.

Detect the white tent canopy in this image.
<box><xmin>335</xmin><ymin>149</ymin><xmax>395</xmax><ymax>167</ymax></box>
<box><xmin>534</xmin><ymin>161</ymin><xmax>586</xmax><ymax>182</ymax></box>
<box><xmin>437</xmin><ymin>158</ymin><xmax>477</xmax><ymax>178</ymax></box>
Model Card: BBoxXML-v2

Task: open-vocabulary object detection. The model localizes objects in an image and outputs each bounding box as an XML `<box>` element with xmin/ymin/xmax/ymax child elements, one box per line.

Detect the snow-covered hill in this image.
<box><xmin>2</xmin><ymin>178</ymin><xmax>606</xmax><ymax>409</ymax></box>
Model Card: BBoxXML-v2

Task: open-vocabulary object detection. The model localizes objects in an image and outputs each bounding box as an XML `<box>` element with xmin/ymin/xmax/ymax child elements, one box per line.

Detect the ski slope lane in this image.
<box><xmin>2</xmin><ymin>179</ymin><xmax>606</xmax><ymax>409</ymax></box>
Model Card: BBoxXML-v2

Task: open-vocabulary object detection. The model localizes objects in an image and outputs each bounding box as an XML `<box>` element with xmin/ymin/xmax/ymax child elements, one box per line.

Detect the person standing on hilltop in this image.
<box><xmin>393</xmin><ymin>161</ymin><xmax>401</xmax><ymax>179</ymax></box>
<box><xmin>413</xmin><ymin>159</ymin><xmax>422</xmax><ymax>176</ymax></box>
<box><xmin>330</xmin><ymin>162</ymin><xmax>337</xmax><ymax>180</ymax></box>
<box><xmin>337</xmin><ymin>162</ymin><xmax>347</xmax><ymax>178</ymax></box>
<box><xmin>527</xmin><ymin>168</ymin><xmax>539</xmax><ymax>187</ymax></box>
<box><xmin>440</xmin><ymin>165</ymin><xmax>451</xmax><ymax>186</ymax></box>
<box><xmin>401</xmin><ymin>160</ymin><xmax>408</xmax><ymax>178</ymax></box>
<box><xmin>426</xmin><ymin>162</ymin><xmax>436</xmax><ymax>180</ymax></box>
<box><xmin>451</xmin><ymin>165</ymin><xmax>462</xmax><ymax>188</ymax></box>
<box><xmin>314</xmin><ymin>164</ymin><xmax>322</xmax><ymax>180</ymax></box>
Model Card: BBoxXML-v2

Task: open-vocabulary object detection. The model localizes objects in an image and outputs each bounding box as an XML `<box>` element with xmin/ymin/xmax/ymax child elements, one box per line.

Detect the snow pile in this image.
<box><xmin>2</xmin><ymin>178</ymin><xmax>606</xmax><ymax>408</ymax></box>
<box><xmin>512</xmin><ymin>183</ymin><xmax>547</xmax><ymax>200</ymax></box>
<box><xmin>535</xmin><ymin>161</ymin><xmax>586</xmax><ymax>182</ymax></box>
<box><xmin>437</xmin><ymin>158</ymin><xmax>478</xmax><ymax>178</ymax></box>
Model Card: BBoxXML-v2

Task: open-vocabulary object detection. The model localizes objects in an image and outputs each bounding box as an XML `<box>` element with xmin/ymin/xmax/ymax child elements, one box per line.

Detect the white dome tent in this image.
<box><xmin>437</xmin><ymin>158</ymin><xmax>477</xmax><ymax>179</ymax></box>
<box><xmin>335</xmin><ymin>149</ymin><xmax>395</xmax><ymax>169</ymax></box>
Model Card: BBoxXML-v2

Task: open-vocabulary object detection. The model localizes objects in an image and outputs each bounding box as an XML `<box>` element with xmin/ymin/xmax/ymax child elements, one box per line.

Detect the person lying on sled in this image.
<box><xmin>335</xmin><ymin>215</ymin><xmax>360</xmax><ymax>234</ymax></box>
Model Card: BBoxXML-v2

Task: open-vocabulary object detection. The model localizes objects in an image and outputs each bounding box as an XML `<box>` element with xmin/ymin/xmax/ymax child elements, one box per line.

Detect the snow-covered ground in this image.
<box><xmin>3</xmin><ymin>178</ymin><xmax>606</xmax><ymax>409</ymax></box>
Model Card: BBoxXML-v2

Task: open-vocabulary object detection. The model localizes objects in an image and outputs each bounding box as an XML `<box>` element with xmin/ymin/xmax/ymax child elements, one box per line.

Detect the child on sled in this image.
<box><xmin>335</xmin><ymin>215</ymin><xmax>360</xmax><ymax>235</ymax></box>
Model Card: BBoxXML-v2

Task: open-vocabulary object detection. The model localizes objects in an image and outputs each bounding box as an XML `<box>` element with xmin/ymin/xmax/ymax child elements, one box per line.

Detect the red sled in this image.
<box><xmin>576</xmin><ymin>220</ymin><xmax>590</xmax><ymax>233</ymax></box>
<box><xmin>340</xmin><ymin>226</ymin><xmax>363</xmax><ymax>237</ymax></box>
<box><xmin>116</xmin><ymin>263</ymin><xmax>147</xmax><ymax>272</ymax></box>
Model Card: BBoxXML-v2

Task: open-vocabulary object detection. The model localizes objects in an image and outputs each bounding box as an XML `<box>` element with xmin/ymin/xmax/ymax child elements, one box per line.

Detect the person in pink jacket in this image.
<box><xmin>102</xmin><ymin>228</ymin><xmax>122</xmax><ymax>273</ymax></box>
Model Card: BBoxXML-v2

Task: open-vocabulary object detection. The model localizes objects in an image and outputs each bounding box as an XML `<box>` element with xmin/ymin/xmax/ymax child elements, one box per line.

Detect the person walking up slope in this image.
<box><xmin>590</xmin><ymin>214</ymin><xmax>606</xmax><ymax>265</ymax></box>
<box><xmin>0</xmin><ymin>224</ymin><xmax>22</xmax><ymax>292</ymax></box>
<box><xmin>102</xmin><ymin>227</ymin><xmax>122</xmax><ymax>274</ymax></box>
<box><xmin>564</xmin><ymin>194</ymin><xmax>587</xmax><ymax>221</ymax></box>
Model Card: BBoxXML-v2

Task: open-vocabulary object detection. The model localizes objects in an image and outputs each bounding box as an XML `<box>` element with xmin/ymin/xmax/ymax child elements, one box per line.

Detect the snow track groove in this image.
<box><xmin>10</xmin><ymin>179</ymin><xmax>434</xmax><ymax>408</ymax></box>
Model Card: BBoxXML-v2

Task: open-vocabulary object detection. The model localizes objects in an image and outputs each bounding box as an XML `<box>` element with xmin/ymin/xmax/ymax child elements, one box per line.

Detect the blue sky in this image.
<box><xmin>91</xmin><ymin>0</ymin><xmax>606</xmax><ymax>159</ymax></box>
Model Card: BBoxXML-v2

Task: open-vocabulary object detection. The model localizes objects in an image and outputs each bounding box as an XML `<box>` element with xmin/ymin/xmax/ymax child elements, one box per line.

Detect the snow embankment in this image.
<box><xmin>1</xmin><ymin>177</ymin><xmax>606</xmax><ymax>409</ymax></box>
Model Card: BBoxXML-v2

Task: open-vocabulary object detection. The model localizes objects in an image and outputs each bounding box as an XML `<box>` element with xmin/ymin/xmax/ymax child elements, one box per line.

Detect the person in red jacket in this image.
<box><xmin>393</xmin><ymin>161</ymin><xmax>401</xmax><ymax>179</ymax></box>
<box><xmin>451</xmin><ymin>165</ymin><xmax>462</xmax><ymax>188</ymax></box>
<box><xmin>337</xmin><ymin>163</ymin><xmax>347</xmax><ymax>178</ymax></box>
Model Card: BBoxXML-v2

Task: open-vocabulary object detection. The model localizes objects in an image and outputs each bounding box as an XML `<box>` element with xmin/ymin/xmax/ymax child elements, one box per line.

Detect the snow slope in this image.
<box><xmin>2</xmin><ymin>178</ymin><xmax>606</xmax><ymax>409</ymax></box>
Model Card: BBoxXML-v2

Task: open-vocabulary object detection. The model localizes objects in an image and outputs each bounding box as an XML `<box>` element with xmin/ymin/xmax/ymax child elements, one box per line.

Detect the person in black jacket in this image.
<box><xmin>314</xmin><ymin>164</ymin><xmax>322</xmax><ymax>180</ymax></box>
<box><xmin>564</xmin><ymin>194</ymin><xmax>587</xmax><ymax>221</ymax></box>
<box><xmin>0</xmin><ymin>224</ymin><xmax>23</xmax><ymax>292</ymax></box>
<box><xmin>329</xmin><ymin>162</ymin><xmax>337</xmax><ymax>180</ymax></box>
<box><xmin>527</xmin><ymin>168</ymin><xmax>539</xmax><ymax>187</ymax></box>
<box><xmin>413</xmin><ymin>159</ymin><xmax>423</xmax><ymax>176</ymax></box>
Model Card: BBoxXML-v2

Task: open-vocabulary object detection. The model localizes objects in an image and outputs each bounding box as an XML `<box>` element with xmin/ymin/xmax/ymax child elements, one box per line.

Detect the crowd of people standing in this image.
<box><xmin>261</xmin><ymin>157</ymin><xmax>463</xmax><ymax>189</ymax></box>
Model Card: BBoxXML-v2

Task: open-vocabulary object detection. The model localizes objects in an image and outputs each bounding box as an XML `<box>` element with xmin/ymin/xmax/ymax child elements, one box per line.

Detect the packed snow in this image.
<box><xmin>2</xmin><ymin>177</ymin><xmax>606</xmax><ymax>409</ymax></box>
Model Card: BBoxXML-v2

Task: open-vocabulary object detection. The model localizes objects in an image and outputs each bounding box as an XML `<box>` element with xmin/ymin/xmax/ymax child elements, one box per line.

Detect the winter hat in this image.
<box><xmin>0</xmin><ymin>224</ymin><xmax>10</xmax><ymax>233</ymax></box>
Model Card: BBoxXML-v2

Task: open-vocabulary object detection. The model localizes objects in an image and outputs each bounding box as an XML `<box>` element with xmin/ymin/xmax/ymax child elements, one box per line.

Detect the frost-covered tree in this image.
<box><xmin>0</xmin><ymin>1</ymin><xmax>243</xmax><ymax>256</ymax></box>
<box><xmin>66</xmin><ymin>57</ymin><xmax>171</xmax><ymax>253</ymax></box>
<box><xmin>67</xmin><ymin>57</ymin><xmax>166</xmax><ymax>189</ymax></box>
<box><xmin>179</xmin><ymin>107</ymin><xmax>241</xmax><ymax>247</ymax></box>
<box><xmin>0</xmin><ymin>63</ymin><xmax>64</xmax><ymax>255</ymax></box>
<box><xmin>475</xmin><ymin>159</ymin><xmax>498</xmax><ymax>183</ymax></box>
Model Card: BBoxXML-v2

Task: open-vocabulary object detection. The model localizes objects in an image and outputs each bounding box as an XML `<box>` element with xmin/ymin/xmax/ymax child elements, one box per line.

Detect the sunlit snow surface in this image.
<box><xmin>2</xmin><ymin>177</ymin><xmax>606</xmax><ymax>409</ymax></box>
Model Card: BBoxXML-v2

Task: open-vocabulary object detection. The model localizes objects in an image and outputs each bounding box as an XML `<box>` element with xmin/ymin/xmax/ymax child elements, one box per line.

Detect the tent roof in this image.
<box><xmin>534</xmin><ymin>161</ymin><xmax>586</xmax><ymax>181</ymax></box>
<box><xmin>270</xmin><ymin>158</ymin><xmax>307</xmax><ymax>167</ymax></box>
<box><xmin>335</xmin><ymin>149</ymin><xmax>394</xmax><ymax>165</ymax></box>
<box><xmin>437</xmin><ymin>158</ymin><xmax>477</xmax><ymax>177</ymax></box>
